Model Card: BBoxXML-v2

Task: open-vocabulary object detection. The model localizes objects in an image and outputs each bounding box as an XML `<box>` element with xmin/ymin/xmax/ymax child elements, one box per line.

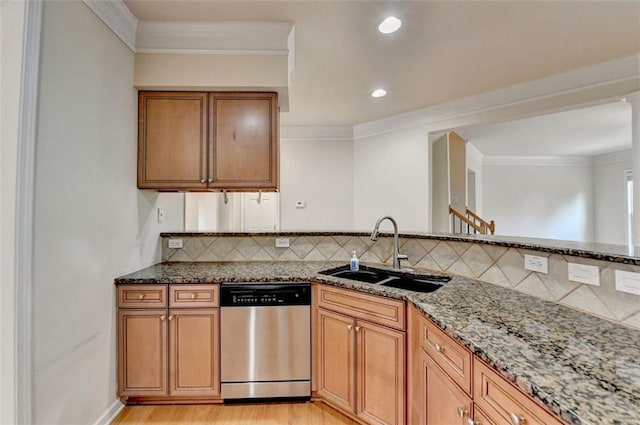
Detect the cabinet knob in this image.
<box><xmin>467</xmin><ymin>420</ymin><xmax>479</xmax><ymax>425</ymax></box>
<box><xmin>138</xmin><ymin>294</ymin><xmax>144</xmax><ymax>300</ymax></box>
<box><xmin>200</xmin><ymin>179</ymin><xmax>206</xmax><ymax>183</ymax></box>
<box><xmin>191</xmin><ymin>294</ymin><xmax>196</xmax><ymax>300</ymax></box>
<box><xmin>355</xmin><ymin>326</ymin><xmax>361</xmax><ymax>332</ymax></box>
<box><xmin>160</xmin><ymin>315</ymin><xmax>166</xmax><ymax>321</ymax></box>
<box><xmin>168</xmin><ymin>315</ymin><xmax>174</xmax><ymax>321</ymax></box>
<box><xmin>509</xmin><ymin>413</ymin><xmax>526</xmax><ymax>425</ymax></box>
<box><xmin>457</xmin><ymin>407</ymin><xmax>469</xmax><ymax>418</ymax></box>
<box><xmin>435</xmin><ymin>343</ymin><xmax>444</xmax><ymax>353</ymax></box>
<box><xmin>208</xmin><ymin>178</ymin><xmax>213</xmax><ymax>183</ymax></box>
<box><xmin>347</xmin><ymin>324</ymin><xmax>353</xmax><ymax>330</ymax></box>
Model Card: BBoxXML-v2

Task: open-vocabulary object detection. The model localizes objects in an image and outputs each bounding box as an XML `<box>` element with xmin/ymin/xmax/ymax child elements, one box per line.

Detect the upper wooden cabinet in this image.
<box><xmin>138</xmin><ymin>91</ymin><xmax>278</xmax><ymax>190</ymax></box>
<box><xmin>210</xmin><ymin>93</ymin><xmax>278</xmax><ymax>189</ymax></box>
<box><xmin>138</xmin><ymin>92</ymin><xmax>208</xmax><ymax>189</ymax></box>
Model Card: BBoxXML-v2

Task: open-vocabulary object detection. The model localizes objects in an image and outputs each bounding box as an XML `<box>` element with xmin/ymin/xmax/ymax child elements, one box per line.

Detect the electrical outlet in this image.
<box><xmin>275</xmin><ymin>238</ymin><xmax>290</xmax><ymax>248</ymax></box>
<box><xmin>615</xmin><ymin>270</ymin><xmax>640</xmax><ymax>296</ymax></box>
<box><xmin>568</xmin><ymin>263</ymin><xmax>600</xmax><ymax>286</ymax></box>
<box><xmin>524</xmin><ymin>254</ymin><xmax>548</xmax><ymax>274</ymax></box>
<box><xmin>295</xmin><ymin>201</ymin><xmax>306</xmax><ymax>209</ymax></box>
<box><xmin>168</xmin><ymin>239</ymin><xmax>183</xmax><ymax>249</ymax></box>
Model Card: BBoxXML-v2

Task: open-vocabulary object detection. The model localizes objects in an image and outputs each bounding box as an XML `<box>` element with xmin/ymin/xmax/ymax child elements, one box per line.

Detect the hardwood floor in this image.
<box><xmin>111</xmin><ymin>401</ymin><xmax>360</xmax><ymax>424</ymax></box>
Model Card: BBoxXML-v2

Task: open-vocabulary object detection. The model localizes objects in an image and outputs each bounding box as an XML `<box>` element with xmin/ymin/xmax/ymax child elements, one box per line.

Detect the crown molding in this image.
<box><xmin>483</xmin><ymin>156</ymin><xmax>592</xmax><ymax>167</ymax></box>
<box><xmin>280</xmin><ymin>126</ymin><xmax>353</xmax><ymax>141</ymax></box>
<box><xmin>82</xmin><ymin>0</ymin><xmax>137</xmax><ymax>51</ymax></box>
<box><xmin>354</xmin><ymin>54</ymin><xmax>640</xmax><ymax>140</ymax></box>
<box><xmin>135</xmin><ymin>21</ymin><xmax>294</xmax><ymax>54</ymax></box>
<box><xmin>593</xmin><ymin>149</ymin><xmax>633</xmax><ymax>166</ymax></box>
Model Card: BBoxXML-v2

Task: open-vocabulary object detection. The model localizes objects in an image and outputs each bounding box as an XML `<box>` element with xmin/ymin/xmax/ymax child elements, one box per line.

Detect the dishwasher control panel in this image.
<box><xmin>220</xmin><ymin>283</ymin><xmax>311</xmax><ymax>307</ymax></box>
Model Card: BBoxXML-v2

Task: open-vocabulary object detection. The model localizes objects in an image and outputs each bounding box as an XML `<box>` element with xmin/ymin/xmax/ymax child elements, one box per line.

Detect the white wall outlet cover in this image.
<box><xmin>157</xmin><ymin>207</ymin><xmax>165</xmax><ymax>223</ymax></box>
<box><xmin>524</xmin><ymin>254</ymin><xmax>548</xmax><ymax>274</ymax></box>
<box><xmin>168</xmin><ymin>239</ymin><xmax>183</xmax><ymax>249</ymax></box>
<box><xmin>295</xmin><ymin>201</ymin><xmax>306</xmax><ymax>209</ymax></box>
<box><xmin>275</xmin><ymin>237</ymin><xmax>290</xmax><ymax>248</ymax></box>
<box><xmin>568</xmin><ymin>263</ymin><xmax>600</xmax><ymax>286</ymax></box>
<box><xmin>615</xmin><ymin>270</ymin><xmax>640</xmax><ymax>296</ymax></box>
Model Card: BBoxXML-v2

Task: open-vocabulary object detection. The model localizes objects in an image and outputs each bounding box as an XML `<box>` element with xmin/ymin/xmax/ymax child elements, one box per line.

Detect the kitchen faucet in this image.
<box><xmin>370</xmin><ymin>215</ymin><xmax>408</xmax><ymax>269</ymax></box>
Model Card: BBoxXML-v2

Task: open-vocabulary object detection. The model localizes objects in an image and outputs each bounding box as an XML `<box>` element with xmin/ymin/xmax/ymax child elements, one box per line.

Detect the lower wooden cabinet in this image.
<box><xmin>420</xmin><ymin>348</ymin><xmax>472</xmax><ymax>425</ymax></box>
<box><xmin>118</xmin><ymin>309</ymin><xmax>168</xmax><ymax>396</ymax></box>
<box><xmin>169</xmin><ymin>309</ymin><xmax>220</xmax><ymax>397</ymax></box>
<box><xmin>317</xmin><ymin>306</ymin><xmax>405</xmax><ymax>425</ymax></box>
<box><xmin>117</xmin><ymin>284</ymin><xmax>220</xmax><ymax>400</ymax></box>
<box><xmin>407</xmin><ymin>304</ymin><xmax>563</xmax><ymax>425</ymax></box>
<box><xmin>473</xmin><ymin>360</ymin><xmax>563</xmax><ymax>425</ymax></box>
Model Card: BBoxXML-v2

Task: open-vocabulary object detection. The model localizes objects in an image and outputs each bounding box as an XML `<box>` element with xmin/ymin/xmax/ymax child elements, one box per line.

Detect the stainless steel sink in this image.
<box><xmin>320</xmin><ymin>265</ymin><xmax>450</xmax><ymax>293</ymax></box>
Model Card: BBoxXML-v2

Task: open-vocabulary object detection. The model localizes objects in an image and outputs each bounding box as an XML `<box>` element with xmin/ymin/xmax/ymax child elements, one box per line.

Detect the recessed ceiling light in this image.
<box><xmin>378</xmin><ymin>16</ymin><xmax>402</xmax><ymax>34</ymax></box>
<box><xmin>371</xmin><ymin>89</ymin><xmax>387</xmax><ymax>98</ymax></box>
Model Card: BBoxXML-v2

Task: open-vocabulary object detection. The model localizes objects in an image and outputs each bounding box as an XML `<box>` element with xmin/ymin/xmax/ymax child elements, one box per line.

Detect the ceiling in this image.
<box><xmin>456</xmin><ymin>101</ymin><xmax>633</xmax><ymax>158</ymax></box>
<box><xmin>123</xmin><ymin>0</ymin><xmax>640</xmax><ymax>127</ymax></box>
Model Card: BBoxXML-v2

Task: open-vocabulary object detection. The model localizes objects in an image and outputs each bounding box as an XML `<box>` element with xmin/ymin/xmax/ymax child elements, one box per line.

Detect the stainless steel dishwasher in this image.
<box><xmin>220</xmin><ymin>282</ymin><xmax>311</xmax><ymax>400</ymax></box>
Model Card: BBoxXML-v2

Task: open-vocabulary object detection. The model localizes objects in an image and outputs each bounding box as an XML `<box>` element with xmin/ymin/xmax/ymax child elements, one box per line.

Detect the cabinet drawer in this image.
<box><xmin>317</xmin><ymin>284</ymin><xmax>405</xmax><ymax>330</ymax></box>
<box><xmin>118</xmin><ymin>285</ymin><xmax>167</xmax><ymax>308</ymax></box>
<box><xmin>473</xmin><ymin>359</ymin><xmax>563</xmax><ymax>425</ymax></box>
<box><xmin>418</xmin><ymin>314</ymin><xmax>472</xmax><ymax>395</ymax></box>
<box><xmin>169</xmin><ymin>285</ymin><xmax>219</xmax><ymax>308</ymax></box>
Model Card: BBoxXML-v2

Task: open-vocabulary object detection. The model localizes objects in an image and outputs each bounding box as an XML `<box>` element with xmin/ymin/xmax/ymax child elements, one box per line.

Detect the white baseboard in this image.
<box><xmin>93</xmin><ymin>399</ymin><xmax>125</xmax><ymax>425</ymax></box>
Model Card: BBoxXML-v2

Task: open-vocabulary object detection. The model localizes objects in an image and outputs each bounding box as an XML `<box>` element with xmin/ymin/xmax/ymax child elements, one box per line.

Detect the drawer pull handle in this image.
<box><xmin>457</xmin><ymin>407</ymin><xmax>469</xmax><ymax>418</ymax></box>
<box><xmin>435</xmin><ymin>343</ymin><xmax>444</xmax><ymax>353</ymax></box>
<box><xmin>191</xmin><ymin>294</ymin><xmax>196</xmax><ymax>299</ymax></box>
<box><xmin>160</xmin><ymin>315</ymin><xmax>166</xmax><ymax>321</ymax></box>
<box><xmin>347</xmin><ymin>324</ymin><xmax>353</xmax><ymax>330</ymax></box>
<box><xmin>355</xmin><ymin>326</ymin><xmax>361</xmax><ymax>332</ymax></box>
<box><xmin>509</xmin><ymin>413</ymin><xmax>526</xmax><ymax>425</ymax></box>
<box><xmin>138</xmin><ymin>294</ymin><xmax>144</xmax><ymax>300</ymax></box>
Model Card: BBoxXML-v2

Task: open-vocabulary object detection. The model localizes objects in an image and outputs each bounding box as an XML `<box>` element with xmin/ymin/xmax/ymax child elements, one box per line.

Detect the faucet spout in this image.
<box><xmin>370</xmin><ymin>215</ymin><xmax>407</xmax><ymax>269</ymax></box>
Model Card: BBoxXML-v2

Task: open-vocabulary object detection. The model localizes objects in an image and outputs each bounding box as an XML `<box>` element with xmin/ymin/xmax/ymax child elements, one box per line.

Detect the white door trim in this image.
<box><xmin>16</xmin><ymin>0</ymin><xmax>43</xmax><ymax>423</ymax></box>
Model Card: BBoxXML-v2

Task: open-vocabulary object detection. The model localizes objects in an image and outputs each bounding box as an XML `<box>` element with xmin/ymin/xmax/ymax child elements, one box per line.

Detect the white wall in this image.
<box><xmin>466</xmin><ymin>142</ymin><xmax>484</xmax><ymax>216</ymax></box>
<box><xmin>1</xmin><ymin>1</ymin><xmax>26</xmax><ymax>423</ymax></box>
<box><xmin>593</xmin><ymin>151</ymin><xmax>631</xmax><ymax>245</ymax></box>
<box><xmin>32</xmin><ymin>3</ymin><xmax>182</xmax><ymax>424</ymax></box>
<box><xmin>483</xmin><ymin>162</ymin><xmax>594</xmax><ymax>241</ymax></box>
<box><xmin>280</xmin><ymin>139</ymin><xmax>353</xmax><ymax>230</ymax></box>
<box><xmin>353</xmin><ymin>127</ymin><xmax>429</xmax><ymax>232</ymax></box>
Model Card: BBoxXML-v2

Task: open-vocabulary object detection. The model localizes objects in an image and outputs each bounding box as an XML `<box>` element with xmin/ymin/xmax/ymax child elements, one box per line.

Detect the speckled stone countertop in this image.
<box><xmin>115</xmin><ymin>261</ymin><xmax>640</xmax><ymax>425</ymax></box>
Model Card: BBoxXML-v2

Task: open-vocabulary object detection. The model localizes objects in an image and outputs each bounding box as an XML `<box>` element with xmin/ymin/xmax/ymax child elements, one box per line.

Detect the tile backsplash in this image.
<box><xmin>162</xmin><ymin>234</ymin><xmax>640</xmax><ymax>330</ymax></box>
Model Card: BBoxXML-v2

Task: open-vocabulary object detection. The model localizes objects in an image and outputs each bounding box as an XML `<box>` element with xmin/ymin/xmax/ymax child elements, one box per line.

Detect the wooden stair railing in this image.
<box><xmin>448</xmin><ymin>205</ymin><xmax>495</xmax><ymax>235</ymax></box>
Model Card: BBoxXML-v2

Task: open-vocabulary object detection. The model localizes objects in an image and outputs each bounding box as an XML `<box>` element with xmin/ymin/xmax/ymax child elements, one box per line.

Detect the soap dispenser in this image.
<box><xmin>350</xmin><ymin>251</ymin><xmax>360</xmax><ymax>271</ymax></box>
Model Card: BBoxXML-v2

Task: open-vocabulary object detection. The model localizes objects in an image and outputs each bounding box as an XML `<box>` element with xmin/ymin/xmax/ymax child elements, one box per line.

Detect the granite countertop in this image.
<box><xmin>115</xmin><ymin>261</ymin><xmax>640</xmax><ymax>425</ymax></box>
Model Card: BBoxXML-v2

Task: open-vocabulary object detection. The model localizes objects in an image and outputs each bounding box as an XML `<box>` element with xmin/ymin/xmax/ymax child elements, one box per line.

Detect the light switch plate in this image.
<box><xmin>524</xmin><ymin>254</ymin><xmax>548</xmax><ymax>274</ymax></box>
<box><xmin>275</xmin><ymin>238</ymin><xmax>290</xmax><ymax>248</ymax></box>
<box><xmin>568</xmin><ymin>263</ymin><xmax>600</xmax><ymax>286</ymax></box>
<box><xmin>168</xmin><ymin>239</ymin><xmax>183</xmax><ymax>249</ymax></box>
<box><xmin>615</xmin><ymin>270</ymin><xmax>640</xmax><ymax>296</ymax></box>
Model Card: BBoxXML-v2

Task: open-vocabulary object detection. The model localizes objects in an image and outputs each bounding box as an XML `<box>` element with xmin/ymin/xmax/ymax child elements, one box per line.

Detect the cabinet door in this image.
<box><xmin>422</xmin><ymin>349</ymin><xmax>472</xmax><ymax>425</ymax></box>
<box><xmin>317</xmin><ymin>308</ymin><xmax>356</xmax><ymax>413</ymax></box>
<box><xmin>209</xmin><ymin>92</ymin><xmax>278</xmax><ymax>189</ymax></box>
<box><xmin>356</xmin><ymin>321</ymin><xmax>405</xmax><ymax>425</ymax></box>
<box><xmin>118</xmin><ymin>309</ymin><xmax>168</xmax><ymax>396</ymax></box>
<box><xmin>138</xmin><ymin>92</ymin><xmax>208</xmax><ymax>189</ymax></box>
<box><xmin>169</xmin><ymin>309</ymin><xmax>220</xmax><ymax>397</ymax></box>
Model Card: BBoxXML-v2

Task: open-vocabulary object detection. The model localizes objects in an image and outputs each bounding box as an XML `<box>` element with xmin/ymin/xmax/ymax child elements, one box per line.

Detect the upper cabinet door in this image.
<box><xmin>209</xmin><ymin>92</ymin><xmax>278</xmax><ymax>189</ymax></box>
<box><xmin>138</xmin><ymin>92</ymin><xmax>208</xmax><ymax>189</ymax></box>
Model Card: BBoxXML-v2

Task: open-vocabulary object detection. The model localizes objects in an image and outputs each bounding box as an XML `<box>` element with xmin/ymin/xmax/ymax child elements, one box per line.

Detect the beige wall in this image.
<box><xmin>1</xmin><ymin>1</ymin><xmax>26</xmax><ymax>422</ymax></box>
<box><xmin>280</xmin><ymin>138</ymin><xmax>354</xmax><ymax>231</ymax></box>
<box><xmin>134</xmin><ymin>53</ymin><xmax>289</xmax><ymax>108</ymax></box>
<box><xmin>32</xmin><ymin>2</ymin><xmax>181</xmax><ymax>423</ymax></box>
